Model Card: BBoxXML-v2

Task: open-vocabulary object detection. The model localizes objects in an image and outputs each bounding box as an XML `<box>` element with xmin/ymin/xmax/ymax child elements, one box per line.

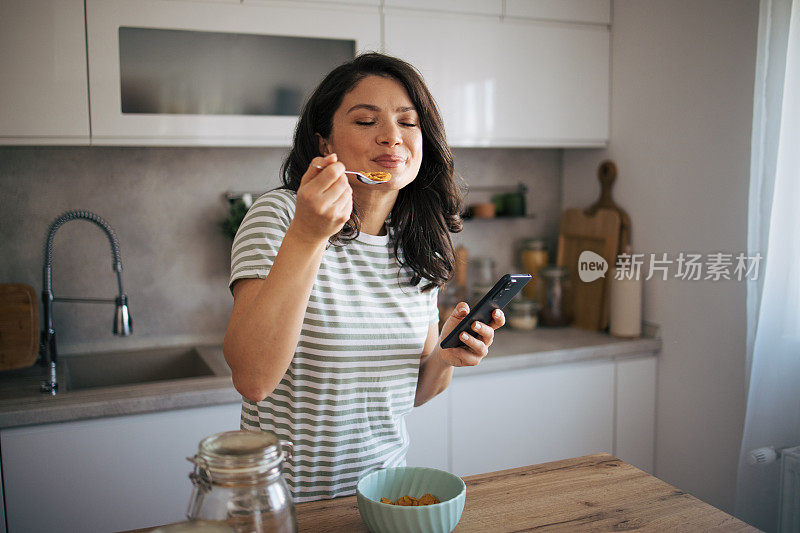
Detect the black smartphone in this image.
<box><xmin>439</xmin><ymin>273</ymin><xmax>531</xmax><ymax>350</ymax></box>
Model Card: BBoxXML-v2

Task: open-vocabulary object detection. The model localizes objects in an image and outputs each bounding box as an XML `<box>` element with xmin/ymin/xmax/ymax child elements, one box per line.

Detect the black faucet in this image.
<box><xmin>39</xmin><ymin>210</ymin><xmax>133</xmax><ymax>394</ymax></box>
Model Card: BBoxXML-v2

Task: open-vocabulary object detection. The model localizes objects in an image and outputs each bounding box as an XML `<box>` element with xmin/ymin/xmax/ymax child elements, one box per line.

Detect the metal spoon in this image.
<box><xmin>311</xmin><ymin>164</ymin><xmax>388</xmax><ymax>185</ymax></box>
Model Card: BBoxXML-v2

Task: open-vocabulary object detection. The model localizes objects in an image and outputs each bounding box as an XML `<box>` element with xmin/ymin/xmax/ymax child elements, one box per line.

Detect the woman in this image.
<box><xmin>224</xmin><ymin>52</ymin><xmax>505</xmax><ymax>503</ymax></box>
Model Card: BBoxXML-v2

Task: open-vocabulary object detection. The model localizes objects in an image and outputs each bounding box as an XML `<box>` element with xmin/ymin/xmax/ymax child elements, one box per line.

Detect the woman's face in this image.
<box><xmin>318</xmin><ymin>75</ymin><xmax>423</xmax><ymax>191</ymax></box>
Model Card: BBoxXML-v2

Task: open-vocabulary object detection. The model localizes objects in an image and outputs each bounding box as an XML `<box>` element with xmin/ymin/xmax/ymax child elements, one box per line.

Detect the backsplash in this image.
<box><xmin>0</xmin><ymin>146</ymin><xmax>561</xmax><ymax>353</ymax></box>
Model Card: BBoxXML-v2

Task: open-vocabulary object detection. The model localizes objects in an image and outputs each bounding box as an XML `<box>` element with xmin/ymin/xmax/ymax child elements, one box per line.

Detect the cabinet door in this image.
<box><xmin>615</xmin><ymin>356</ymin><xmax>656</xmax><ymax>473</ymax></box>
<box><xmin>505</xmin><ymin>0</ymin><xmax>611</xmax><ymax>25</ymax></box>
<box><xmin>384</xmin><ymin>10</ymin><xmax>609</xmax><ymax>147</ymax></box>
<box><xmin>383</xmin><ymin>0</ymin><xmax>501</xmax><ymax>16</ymax></box>
<box><xmin>86</xmin><ymin>0</ymin><xmax>380</xmax><ymax>146</ymax></box>
<box><xmin>450</xmin><ymin>361</ymin><xmax>614</xmax><ymax>476</ymax></box>
<box><xmin>404</xmin><ymin>389</ymin><xmax>449</xmax><ymax>471</ymax></box>
<box><xmin>1</xmin><ymin>403</ymin><xmax>242</xmax><ymax>532</ymax></box>
<box><xmin>0</xmin><ymin>0</ymin><xmax>89</xmax><ymax>144</ymax></box>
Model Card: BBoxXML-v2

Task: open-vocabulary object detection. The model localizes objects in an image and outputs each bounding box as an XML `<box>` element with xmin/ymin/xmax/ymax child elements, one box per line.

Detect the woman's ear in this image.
<box><xmin>315</xmin><ymin>133</ymin><xmax>329</xmax><ymax>156</ymax></box>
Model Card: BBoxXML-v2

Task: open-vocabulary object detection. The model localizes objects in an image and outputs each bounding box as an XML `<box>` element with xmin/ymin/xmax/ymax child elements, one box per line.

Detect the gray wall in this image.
<box><xmin>0</xmin><ymin>146</ymin><xmax>560</xmax><ymax>354</ymax></box>
<box><xmin>562</xmin><ymin>0</ymin><xmax>757</xmax><ymax>515</ymax></box>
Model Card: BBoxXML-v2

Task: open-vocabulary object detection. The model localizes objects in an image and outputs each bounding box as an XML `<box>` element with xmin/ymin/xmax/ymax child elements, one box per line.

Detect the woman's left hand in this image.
<box><xmin>437</xmin><ymin>303</ymin><xmax>505</xmax><ymax>367</ymax></box>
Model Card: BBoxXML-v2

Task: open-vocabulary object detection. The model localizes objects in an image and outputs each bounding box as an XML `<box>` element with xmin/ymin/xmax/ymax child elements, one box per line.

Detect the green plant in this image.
<box><xmin>221</xmin><ymin>199</ymin><xmax>249</xmax><ymax>240</ymax></box>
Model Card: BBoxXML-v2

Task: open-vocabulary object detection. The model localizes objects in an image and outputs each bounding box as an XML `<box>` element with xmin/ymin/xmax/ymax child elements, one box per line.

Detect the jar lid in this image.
<box><xmin>521</xmin><ymin>239</ymin><xmax>547</xmax><ymax>250</ymax></box>
<box><xmin>194</xmin><ymin>430</ymin><xmax>286</xmax><ymax>476</ymax></box>
<box><xmin>539</xmin><ymin>266</ymin><xmax>569</xmax><ymax>278</ymax></box>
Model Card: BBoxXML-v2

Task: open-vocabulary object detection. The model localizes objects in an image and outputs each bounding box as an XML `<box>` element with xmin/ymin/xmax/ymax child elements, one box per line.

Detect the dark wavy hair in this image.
<box><xmin>280</xmin><ymin>52</ymin><xmax>463</xmax><ymax>292</ymax></box>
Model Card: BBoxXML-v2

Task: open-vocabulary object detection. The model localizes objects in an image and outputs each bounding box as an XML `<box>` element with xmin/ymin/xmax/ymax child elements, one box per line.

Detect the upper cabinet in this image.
<box><xmin>383</xmin><ymin>2</ymin><xmax>610</xmax><ymax>147</ymax></box>
<box><xmin>0</xmin><ymin>0</ymin><xmax>90</xmax><ymax>144</ymax></box>
<box><xmin>0</xmin><ymin>0</ymin><xmax>609</xmax><ymax>147</ymax></box>
<box><xmin>505</xmin><ymin>0</ymin><xmax>611</xmax><ymax>25</ymax></box>
<box><xmin>384</xmin><ymin>0</ymin><xmax>502</xmax><ymax>16</ymax></box>
<box><xmin>85</xmin><ymin>0</ymin><xmax>380</xmax><ymax>146</ymax></box>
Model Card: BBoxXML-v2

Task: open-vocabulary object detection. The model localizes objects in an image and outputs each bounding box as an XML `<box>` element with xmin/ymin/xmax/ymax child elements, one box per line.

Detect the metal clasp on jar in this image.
<box><xmin>187</xmin><ymin>455</ymin><xmax>213</xmax><ymax>493</ymax></box>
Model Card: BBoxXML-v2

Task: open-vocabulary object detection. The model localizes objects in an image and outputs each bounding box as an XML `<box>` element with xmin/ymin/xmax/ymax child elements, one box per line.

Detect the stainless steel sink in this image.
<box><xmin>0</xmin><ymin>345</ymin><xmax>223</xmax><ymax>399</ymax></box>
<box><xmin>62</xmin><ymin>346</ymin><xmax>216</xmax><ymax>391</ymax></box>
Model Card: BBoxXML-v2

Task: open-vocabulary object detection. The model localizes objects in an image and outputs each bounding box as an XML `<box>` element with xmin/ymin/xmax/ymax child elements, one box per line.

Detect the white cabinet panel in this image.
<box><xmin>404</xmin><ymin>389</ymin><xmax>449</xmax><ymax>471</ymax></box>
<box><xmin>0</xmin><ymin>0</ymin><xmax>89</xmax><ymax>144</ymax></box>
<box><xmin>86</xmin><ymin>0</ymin><xmax>380</xmax><ymax>146</ymax></box>
<box><xmin>249</xmin><ymin>0</ymin><xmax>381</xmax><ymax>6</ymax></box>
<box><xmin>506</xmin><ymin>0</ymin><xmax>611</xmax><ymax>25</ymax></box>
<box><xmin>384</xmin><ymin>10</ymin><xmax>609</xmax><ymax>147</ymax></box>
<box><xmin>384</xmin><ymin>0</ymin><xmax>502</xmax><ymax>16</ymax></box>
<box><xmin>450</xmin><ymin>361</ymin><xmax>615</xmax><ymax>476</ymax></box>
<box><xmin>1</xmin><ymin>403</ymin><xmax>242</xmax><ymax>533</ymax></box>
<box><xmin>615</xmin><ymin>356</ymin><xmax>656</xmax><ymax>473</ymax></box>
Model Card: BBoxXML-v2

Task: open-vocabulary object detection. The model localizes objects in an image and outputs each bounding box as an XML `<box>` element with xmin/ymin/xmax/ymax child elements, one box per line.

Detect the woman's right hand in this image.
<box><xmin>290</xmin><ymin>153</ymin><xmax>353</xmax><ymax>245</ymax></box>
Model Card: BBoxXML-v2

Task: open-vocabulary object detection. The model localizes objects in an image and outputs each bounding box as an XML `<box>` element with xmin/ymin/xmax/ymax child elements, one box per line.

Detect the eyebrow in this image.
<box><xmin>345</xmin><ymin>104</ymin><xmax>417</xmax><ymax>114</ymax></box>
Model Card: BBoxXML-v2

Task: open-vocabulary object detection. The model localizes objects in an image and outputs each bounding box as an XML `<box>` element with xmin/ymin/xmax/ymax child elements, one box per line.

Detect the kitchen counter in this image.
<box><xmin>0</xmin><ymin>326</ymin><xmax>660</xmax><ymax>429</ymax></box>
<box><xmin>130</xmin><ymin>453</ymin><xmax>756</xmax><ymax>532</ymax></box>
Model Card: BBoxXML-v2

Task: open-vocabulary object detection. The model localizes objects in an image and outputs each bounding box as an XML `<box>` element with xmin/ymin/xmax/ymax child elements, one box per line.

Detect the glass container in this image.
<box><xmin>538</xmin><ymin>266</ymin><xmax>572</xmax><ymax>327</ymax></box>
<box><xmin>471</xmin><ymin>257</ymin><xmax>496</xmax><ymax>303</ymax></box>
<box><xmin>186</xmin><ymin>430</ymin><xmax>297</xmax><ymax>533</ymax></box>
<box><xmin>508</xmin><ymin>299</ymin><xmax>540</xmax><ymax>330</ymax></box>
<box><xmin>520</xmin><ymin>239</ymin><xmax>548</xmax><ymax>302</ymax></box>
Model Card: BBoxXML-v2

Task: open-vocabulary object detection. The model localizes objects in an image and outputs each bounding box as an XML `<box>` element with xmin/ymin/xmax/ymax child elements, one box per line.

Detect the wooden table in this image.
<box><xmin>296</xmin><ymin>454</ymin><xmax>760</xmax><ymax>532</ymax></box>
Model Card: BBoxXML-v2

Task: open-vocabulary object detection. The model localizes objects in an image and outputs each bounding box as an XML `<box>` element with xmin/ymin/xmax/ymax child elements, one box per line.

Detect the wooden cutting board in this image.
<box><xmin>0</xmin><ymin>283</ymin><xmax>39</xmax><ymax>371</ymax></box>
<box><xmin>557</xmin><ymin>208</ymin><xmax>620</xmax><ymax>331</ymax></box>
<box><xmin>584</xmin><ymin>160</ymin><xmax>632</xmax><ymax>253</ymax></box>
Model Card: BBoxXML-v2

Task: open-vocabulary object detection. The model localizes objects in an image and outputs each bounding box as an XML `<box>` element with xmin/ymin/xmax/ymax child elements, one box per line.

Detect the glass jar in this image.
<box><xmin>538</xmin><ymin>266</ymin><xmax>572</xmax><ymax>327</ymax></box>
<box><xmin>508</xmin><ymin>299</ymin><xmax>540</xmax><ymax>330</ymax></box>
<box><xmin>520</xmin><ymin>239</ymin><xmax>548</xmax><ymax>302</ymax></box>
<box><xmin>186</xmin><ymin>430</ymin><xmax>297</xmax><ymax>533</ymax></box>
<box><xmin>471</xmin><ymin>257</ymin><xmax>496</xmax><ymax>303</ymax></box>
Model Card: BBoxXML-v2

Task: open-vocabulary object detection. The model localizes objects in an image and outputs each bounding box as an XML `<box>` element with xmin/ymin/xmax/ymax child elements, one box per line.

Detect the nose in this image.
<box><xmin>377</xmin><ymin>122</ymin><xmax>402</xmax><ymax>147</ymax></box>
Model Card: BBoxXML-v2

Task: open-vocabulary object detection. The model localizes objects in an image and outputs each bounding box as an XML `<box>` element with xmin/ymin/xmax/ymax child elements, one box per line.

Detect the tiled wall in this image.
<box><xmin>0</xmin><ymin>146</ymin><xmax>561</xmax><ymax>353</ymax></box>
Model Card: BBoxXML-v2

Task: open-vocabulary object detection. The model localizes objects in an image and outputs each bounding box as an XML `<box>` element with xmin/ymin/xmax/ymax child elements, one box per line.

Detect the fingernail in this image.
<box><xmin>473</xmin><ymin>323</ymin><xmax>481</xmax><ymax>331</ymax></box>
<box><xmin>461</xmin><ymin>333</ymin><xmax>469</xmax><ymax>341</ymax></box>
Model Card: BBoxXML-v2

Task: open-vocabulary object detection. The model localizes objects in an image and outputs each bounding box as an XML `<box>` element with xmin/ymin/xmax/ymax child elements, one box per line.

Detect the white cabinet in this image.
<box><xmin>405</xmin><ymin>355</ymin><xmax>656</xmax><ymax>479</ymax></box>
<box><xmin>384</xmin><ymin>0</ymin><xmax>502</xmax><ymax>16</ymax></box>
<box><xmin>405</xmin><ymin>388</ymin><xmax>450</xmax><ymax>471</ymax></box>
<box><xmin>451</xmin><ymin>360</ymin><xmax>615</xmax><ymax>476</ymax></box>
<box><xmin>383</xmin><ymin>9</ymin><xmax>610</xmax><ymax>147</ymax></box>
<box><xmin>1</xmin><ymin>0</ymin><xmax>609</xmax><ymax>147</ymax></box>
<box><xmin>505</xmin><ymin>0</ymin><xmax>611</xmax><ymax>25</ymax></box>
<box><xmin>85</xmin><ymin>0</ymin><xmax>380</xmax><ymax>146</ymax></box>
<box><xmin>0</xmin><ymin>0</ymin><xmax>90</xmax><ymax>144</ymax></box>
<box><xmin>615</xmin><ymin>356</ymin><xmax>657</xmax><ymax>473</ymax></box>
<box><xmin>0</xmin><ymin>403</ymin><xmax>242</xmax><ymax>533</ymax></box>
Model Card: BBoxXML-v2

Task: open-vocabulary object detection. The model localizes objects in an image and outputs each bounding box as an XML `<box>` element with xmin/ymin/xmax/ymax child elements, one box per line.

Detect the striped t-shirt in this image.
<box><xmin>229</xmin><ymin>189</ymin><xmax>439</xmax><ymax>503</ymax></box>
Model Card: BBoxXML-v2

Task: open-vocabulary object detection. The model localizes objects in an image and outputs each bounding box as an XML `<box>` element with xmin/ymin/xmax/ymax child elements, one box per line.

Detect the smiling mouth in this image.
<box><xmin>373</xmin><ymin>157</ymin><xmax>405</xmax><ymax>169</ymax></box>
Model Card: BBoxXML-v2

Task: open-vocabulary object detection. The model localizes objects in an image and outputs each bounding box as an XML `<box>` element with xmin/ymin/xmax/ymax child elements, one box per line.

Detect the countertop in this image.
<box><xmin>131</xmin><ymin>453</ymin><xmax>757</xmax><ymax>532</ymax></box>
<box><xmin>0</xmin><ymin>326</ymin><xmax>660</xmax><ymax>429</ymax></box>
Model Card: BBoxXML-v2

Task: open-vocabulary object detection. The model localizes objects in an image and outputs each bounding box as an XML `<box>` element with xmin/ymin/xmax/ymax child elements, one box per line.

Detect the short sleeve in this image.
<box><xmin>428</xmin><ymin>286</ymin><xmax>440</xmax><ymax>326</ymax></box>
<box><xmin>229</xmin><ymin>190</ymin><xmax>296</xmax><ymax>292</ymax></box>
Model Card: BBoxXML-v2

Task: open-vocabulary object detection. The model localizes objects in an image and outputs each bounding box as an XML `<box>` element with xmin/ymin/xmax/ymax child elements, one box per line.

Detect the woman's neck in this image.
<box><xmin>355</xmin><ymin>189</ymin><xmax>398</xmax><ymax>236</ymax></box>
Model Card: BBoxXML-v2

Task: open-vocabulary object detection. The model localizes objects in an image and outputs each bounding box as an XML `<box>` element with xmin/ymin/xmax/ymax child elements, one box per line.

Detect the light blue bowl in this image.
<box><xmin>356</xmin><ymin>466</ymin><xmax>466</xmax><ymax>533</ymax></box>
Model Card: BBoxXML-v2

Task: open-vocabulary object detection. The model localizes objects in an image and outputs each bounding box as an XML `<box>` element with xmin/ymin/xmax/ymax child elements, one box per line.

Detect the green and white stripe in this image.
<box><xmin>230</xmin><ymin>189</ymin><xmax>438</xmax><ymax>503</ymax></box>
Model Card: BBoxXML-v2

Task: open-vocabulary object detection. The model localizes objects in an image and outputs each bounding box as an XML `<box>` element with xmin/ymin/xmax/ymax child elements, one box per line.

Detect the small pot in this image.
<box><xmin>472</xmin><ymin>202</ymin><xmax>496</xmax><ymax>219</ymax></box>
